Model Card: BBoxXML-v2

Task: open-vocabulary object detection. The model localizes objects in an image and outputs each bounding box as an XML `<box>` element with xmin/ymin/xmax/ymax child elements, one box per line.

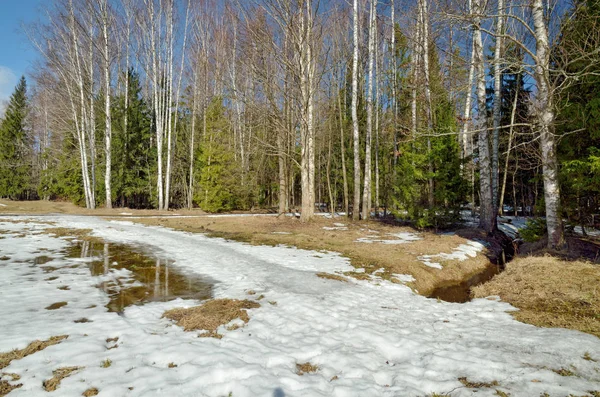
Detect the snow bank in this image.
<box><xmin>418</xmin><ymin>241</ymin><xmax>486</xmax><ymax>270</ymax></box>
<box><xmin>0</xmin><ymin>215</ymin><xmax>599</xmax><ymax>397</ymax></box>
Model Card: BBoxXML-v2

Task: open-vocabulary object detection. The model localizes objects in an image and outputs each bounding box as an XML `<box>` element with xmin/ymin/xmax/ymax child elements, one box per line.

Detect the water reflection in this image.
<box><xmin>69</xmin><ymin>241</ymin><xmax>212</xmax><ymax>313</ymax></box>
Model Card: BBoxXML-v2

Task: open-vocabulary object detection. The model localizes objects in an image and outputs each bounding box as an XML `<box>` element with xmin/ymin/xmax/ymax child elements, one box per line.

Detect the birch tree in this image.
<box><xmin>351</xmin><ymin>0</ymin><xmax>361</xmax><ymax>220</ymax></box>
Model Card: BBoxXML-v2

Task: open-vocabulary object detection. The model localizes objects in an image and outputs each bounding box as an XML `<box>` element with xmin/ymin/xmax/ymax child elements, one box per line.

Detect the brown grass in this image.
<box><xmin>458</xmin><ymin>377</ymin><xmax>499</xmax><ymax>388</ymax></box>
<box><xmin>82</xmin><ymin>387</ymin><xmax>99</xmax><ymax>396</ymax></box>
<box><xmin>163</xmin><ymin>299</ymin><xmax>260</xmax><ymax>337</ymax></box>
<box><xmin>316</xmin><ymin>272</ymin><xmax>348</xmax><ymax>282</ymax></box>
<box><xmin>0</xmin><ymin>335</ymin><xmax>68</xmax><ymax>370</ymax></box>
<box><xmin>43</xmin><ymin>366</ymin><xmax>83</xmax><ymax>391</ymax></box>
<box><xmin>296</xmin><ymin>362</ymin><xmax>318</xmax><ymax>375</ymax></box>
<box><xmin>473</xmin><ymin>255</ymin><xmax>600</xmax><ymax>338</ymax></box>
<box><xmin>0</xmin><ymin>380</ymin><xmax>22</xmax><ymax>396</ymax></box>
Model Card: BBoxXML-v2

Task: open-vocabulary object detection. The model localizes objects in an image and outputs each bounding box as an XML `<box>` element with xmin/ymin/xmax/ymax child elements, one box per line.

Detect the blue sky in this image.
<box><xmin>0</xmin><ymin>1</ymin><xmax>43</xmax><ymax>107</ymax></box>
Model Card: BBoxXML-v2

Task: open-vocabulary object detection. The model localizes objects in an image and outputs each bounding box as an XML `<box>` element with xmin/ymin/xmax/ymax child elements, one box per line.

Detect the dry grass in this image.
<box><xmin>473</xmin><ymin>255</ymin><xmax>600</xmax><ymax>337</ymax></box>
<box><xmin>132</xmin><ymin>216</ymin><xmax>495</xmax><ymax>296</ymax></box>
<box><xmin>82</xmin><ymin>387</ymin><xmax>99</xmax><ymax>396</ymax></box>
<box><xmin>0</xmin><ymin>335</ymin><xmax>68</xmax><ymax>370</ymax></box>
<box><xmin>163</xmin><ymin>299</ymin><xmax>260</xmax><ymax>337</ymax></box>
<box><xmin>458</xmin><ymin>377</ymin><xmax>499</xmax><ymax>388</ymax></box>
<box><xmin>316</xmin><ymin>272</ymin><xmax>348</xmax><ymax>282</ymax></box>
<box><xmin>296</xmin><ymin>362</ymin><xmax>318</xmax><ymax>375</ymax></box>
<box><xmin>42</xmin><ymin>366</ymin><xmax>83</xmax><ymax>392</ymax></box>
<box><xmin>0</xmin><ymin>380</ymin><xmax>22</xmax><ymax>396</ymax></box>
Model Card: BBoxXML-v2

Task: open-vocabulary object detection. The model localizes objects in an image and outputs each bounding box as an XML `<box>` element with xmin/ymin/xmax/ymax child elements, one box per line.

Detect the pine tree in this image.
<box><xmin>0</xmin><ymin>76</ymin><xmax>31</xmax><ymax>199</ymax></box>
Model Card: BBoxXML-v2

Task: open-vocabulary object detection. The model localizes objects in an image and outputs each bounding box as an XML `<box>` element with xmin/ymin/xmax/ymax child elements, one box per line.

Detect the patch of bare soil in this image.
<box><xmin>163</xmin><ymin>299</ymin><xmax>260</xmax><ymax>337</ymax></box>
<box><xmin>473</xmin><ymin>255</ymin><xmax>600</xmax><ymax>338</ymax></box>
<box><xmin>43</xmin><ymin>366</ymin><xmax>83</xmax><ymax>392</ymax></box>
<box><xmin>132</xmin><ymin>216</ymin><xmax>496</xmax><ymax>296</ymax></box>
<box><xmin>0</xmin><ymin>336</ymin><xmax>68</xmax><ymax>370</ymax></box>
<box><xmin>45</xmin><ymin>302</ymin><xmax>67</xmax><ymax>310</ymax></box>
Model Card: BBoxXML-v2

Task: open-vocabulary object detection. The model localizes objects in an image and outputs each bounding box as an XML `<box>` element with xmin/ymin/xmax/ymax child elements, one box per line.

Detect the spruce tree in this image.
<box><xmin>0</xmin><ymin>76</ymin><xmax>31</xmax><ymax>199</ymax></box>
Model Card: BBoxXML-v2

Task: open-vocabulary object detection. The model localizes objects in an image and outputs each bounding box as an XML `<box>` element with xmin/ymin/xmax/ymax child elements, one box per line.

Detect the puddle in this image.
<box><xmin>67</xmin><ymin>241</ymin><xmax>213</xmax><ymax>313</ymax></box>
<box><xmin>428</xmin><ymin>264</ymin><xmax>500</xmax><ymax>303</ymax></box>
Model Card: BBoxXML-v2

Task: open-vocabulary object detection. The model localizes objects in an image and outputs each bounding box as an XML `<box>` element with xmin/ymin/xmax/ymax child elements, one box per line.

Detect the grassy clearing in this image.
<box><xmin>473</xmin><ymin>255</ymin><xmax>600</xmax><ymax>338</ymax></box>
<box><xmin>1</xmin><ymin>199</ymin><xmax>499</xmax><ymax>297</ymax></box>
<box><xmin>163</xmin><ymin>299</ymin><xmax>261</xmax><ymax>338</ymax></box>
<box><xmin>42</xmin><ymin>366</ymin><xmax>83</xmax><ymax>392</ymax></box>
<box><xmin>0</xmin><ymin>335</ymin><xmax>68</xmax><ymax>370</ymax></box>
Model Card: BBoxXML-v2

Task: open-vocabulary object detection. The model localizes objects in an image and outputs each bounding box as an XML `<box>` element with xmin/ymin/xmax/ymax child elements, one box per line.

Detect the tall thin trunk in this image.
<box><xmin>374</xmin><ymin>23</ymin><xmax>380</xmax><ymax>214</ymax></box>
<box><xmin>474</xmin><ymin>0</ymin><xmax>495</xmax><ymax>233</ymax></box>
<box><xmin>420</xmin><ymin>0</ymin><xmax>434</xmax><ymax>207</ymax></box>
<box><xmin>492</xmin><ymin>0</ymin><xmax>504</xmax><ymax>213</ymax></box>
<box><xmin>362</xmin><ymin>0</ymin><xmax>376</xmax><ymax>220</ymax></box>
<box><xmin>499</xmin><ymin>76</ymin><xmax>519</xmax><ymax>215</ymax></box>
<box><xmin>532</xmin><ymin>0</ymin><xmax>564</xmax><ymax>249</ymax></box>
<box><xmin>337</xmin><ymin>78</ymin><xmax>349</xmax><ymax>216</ymax></box>
<box><xmin>101</xmin><ymin>0</ymin><xmax>112</xmax><ymax>209</ymax></box>
<box><xmin>352</xmin><ymin>0</ymin><xmax>361</xmax><ymax>220</ymax></box>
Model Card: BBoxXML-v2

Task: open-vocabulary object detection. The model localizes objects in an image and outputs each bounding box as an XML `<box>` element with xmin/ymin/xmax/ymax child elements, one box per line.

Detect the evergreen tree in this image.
<box><xmin>112</xmin><ymin>69</ymin><xmax>156</xmax><ymax>208</ymax></box>
<box><xmin>556</xmin><ymin>0</ymin><xmax>600</xmax><ymax>230</ymax></box>
<box><xmin>195</xmin><ymin>98</ymin><xmax>238</xmax><ymax>212</ymax></box>
<box><xmin>0</xmin><ymin>76</ymin><xmax>32</xmax><ymax>199</ymax></box>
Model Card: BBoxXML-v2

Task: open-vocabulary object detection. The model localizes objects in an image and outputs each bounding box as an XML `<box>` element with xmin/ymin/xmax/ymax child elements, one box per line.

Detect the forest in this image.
<box><xmin>0</xmin><ymin>0</ymin><xmax>599</xmax><ymax>249</ymax></box>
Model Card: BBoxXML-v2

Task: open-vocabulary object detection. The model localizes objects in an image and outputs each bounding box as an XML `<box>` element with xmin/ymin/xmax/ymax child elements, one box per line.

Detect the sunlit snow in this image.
<box><xmin>1</xmin><ymin>215</ymin><xmax>599</xmax><ymax>397</ymax></box>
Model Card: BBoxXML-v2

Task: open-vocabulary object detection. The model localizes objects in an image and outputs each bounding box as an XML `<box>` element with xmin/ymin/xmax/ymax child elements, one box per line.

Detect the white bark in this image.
<box><xmin>420</xmin><ymin>0</ymin><xmax>434</xmax><ymax>207</ymax></box>
<box><xmin>532</xmin><ymin>0</ymin><xmax>564</xmax><ymax>248</ymax></box>
<box><xmin>352</xmin><ymin>0</ymin><xmax>361</xmax><ymax>220</ymax></box>
<box><xmin>362</xmin><ymin>0</ymin><xmax>376</xmax><ymax>220</ymax></box>
<box><xmin>100</xmin><ymin>0</ymin><xmax>112</xmax><ymax>209</ymax></box>
<box><xmin>491</xmin><ymin>0</ymin><xmax>504</xmax><ymax>213</ymax></box>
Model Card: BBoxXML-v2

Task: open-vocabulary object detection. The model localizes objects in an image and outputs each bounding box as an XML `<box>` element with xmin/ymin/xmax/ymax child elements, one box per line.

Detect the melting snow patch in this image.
<box><xmin>419</xmin><ymin>240</ymin><xmax>485</xmax><ymax>269</ymax></box>
<box><xmin>271</xmin><ymin>231</ymin><xmax>292</xmax><ymax>235</ymax></box>
<box><xmin>0</xmin><ymin>203</ymin><xmax>7</xmax><ymax>207</ymax></box>
<box><xmin>393</xmin><ymin>274</ymin><xmax>416</xmax><ymax>283</ymax></box>
<box><xmin>322</xmin><ymin>226</ymin><xmax>348</xmax><ymax>231</ymax></box>
<box><xmin>356</xmin><ymin>231</ymin><xmax>421</xmax><ymax>244</ymax></box>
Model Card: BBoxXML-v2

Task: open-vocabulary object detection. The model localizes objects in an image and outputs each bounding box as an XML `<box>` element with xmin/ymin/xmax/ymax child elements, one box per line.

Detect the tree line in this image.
<box><xmin>0</xmin><ymin>0</ymin><xmax>598</xmax><ymax>249</ymax></box>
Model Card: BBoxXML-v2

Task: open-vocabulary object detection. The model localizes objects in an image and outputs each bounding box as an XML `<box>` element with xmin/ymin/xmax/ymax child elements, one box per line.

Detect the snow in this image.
<box><xmin>418</xmin><ymin>241</ymin><xmax>486</xmax><ymax>270</ymax></box>
<box><xmin>356</xmin><ymin>232</ymin><xmax>422</xmax><ymax>245</ymax></box>
<box><xmin>0</xmin><ymin>202</ymin><xmax>7</xmax><ymax>207</ymax></box>
<box><xmin>1</xmin><ymin>215</ymin><xmax>600</xmax><ymax>397</ymax></box>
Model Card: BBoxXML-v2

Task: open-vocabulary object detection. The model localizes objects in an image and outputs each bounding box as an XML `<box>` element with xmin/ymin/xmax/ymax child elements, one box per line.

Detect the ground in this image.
<box><xmin>0</xmin><ymin>200</ymin><xmax>599</xmax><ymax>396</ymax></box>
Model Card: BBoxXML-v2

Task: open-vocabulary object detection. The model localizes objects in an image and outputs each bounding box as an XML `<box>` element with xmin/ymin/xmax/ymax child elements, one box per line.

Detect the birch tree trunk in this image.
<box><xmin>362</xmin><ymin>0</ymin><xmax>376</xmax><ymax>220</ymax></box>
<box><xmin>491</xmin><ymin>0</ymin><xmax>504</xmax><ymax>213</ymax></box>
<box><xmin>352</xmin><ymin>0</ymin><xmax>361</xmax><ymax>220</ymax></box>
<box><xmin>100</xmin><ymin>0</ymin><xmax>112</xmax><ymax>208</ymax></box>
<box><xmin>299</xmin><ymin>0</ymin><xmax>316</xmax><ymax>222</ymax></box>
<box><xmin>474</xmin><ymin>0</ymin><xmax>495</xmax><ymax>233</ymax></box>
<box><xmin>420</xmin><ymin>0</ymin><xmax>435</xmax><ymax>208</ymax></box>
<box><xmin>532</xmin><ymin>0</ymin><xmax>565</xmax><ymax>249</ymax></box>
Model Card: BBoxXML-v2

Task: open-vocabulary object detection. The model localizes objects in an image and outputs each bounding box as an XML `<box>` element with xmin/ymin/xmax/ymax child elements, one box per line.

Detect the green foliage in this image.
<box><xmin>194</xmin><ymin>98</ymin><xmax>238</xmax><ymax>212</ymax></box>
<box><xmin>0</xmin><ymin>76</ymin><xmax>32</xmax><ymax>199</ymax></box>
<box><xmin>39</xmin><ymin>133</ymin><xmax>85</xmax><ymax>204</ymax></box>
<box><xmin>556</xmin><ymin>0</ymin><xmax>600</xmax><ymax>227</ymax></box>
<box><xmin>111</xmin><ymin>69</ymin><xmax>156</xmax><ymax>208</ymax></box>
<box><xmin>520</xmin><ymin>218</ymin><xmax>548</xmax><ymax>243</ymax></box>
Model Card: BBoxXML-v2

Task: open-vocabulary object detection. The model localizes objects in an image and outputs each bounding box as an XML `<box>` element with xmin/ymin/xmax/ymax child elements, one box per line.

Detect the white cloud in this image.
<box><xmin>0</xmin><ymin>66</ymin><xmax>18</xmax><ymax>119</ymax></box>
